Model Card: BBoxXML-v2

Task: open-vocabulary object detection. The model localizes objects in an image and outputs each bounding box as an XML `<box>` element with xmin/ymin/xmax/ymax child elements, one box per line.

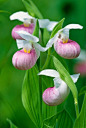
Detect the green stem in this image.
<box><xmin>42</xmin><ymin>48</ymin><xmax>51</xmax><ymax>70</ymax></box>
<box><xmin>40</xmin><ymin>28</ymin><xmax>45</xmax><ymax>47</ymax></box>
<box><xmin>75</xmin><ymin>101</ymin><xmax>79</xmax><ymax>117</ymax></box>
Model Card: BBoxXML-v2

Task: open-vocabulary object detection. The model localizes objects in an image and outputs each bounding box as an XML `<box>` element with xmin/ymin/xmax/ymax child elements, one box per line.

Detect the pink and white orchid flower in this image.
<box><xmin>38</xmin><ymin>69</ymin><xmax>80</xmax><ymax>106</ymax></box>
<box><xmin>46</xmin><ymin>24</ymin><xmax>83</xmax><ymax>59</ymax></box>
<box><xmin>10</xmin><ymin>11</ymin><xmax>58</xmax><ymax>39</ymax></box>
<box><xmin>12</xmin><ymin>30</ymin><xmax>48</xmax><ymax>70</ymax></box>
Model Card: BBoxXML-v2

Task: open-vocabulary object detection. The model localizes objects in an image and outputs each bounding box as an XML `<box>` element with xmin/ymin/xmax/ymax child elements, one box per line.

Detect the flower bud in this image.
<box><xmin>54</xmin><ymin>39</ymin><xmax>80</xmax><ymax>59</ymax></box>
<box><xmin>42</xmin><ymin>80</ymin><xmax>70</xmax><ymax>106</ymax></box>
<box><xmin>12</xmin><ymin>24</ymin><xmax>35</xmax><ymax>40</ymax></box>
<box><xmin>12</xmin><ymin>49</ymin><xmax>37</xmax><ymax>70</ymax></box>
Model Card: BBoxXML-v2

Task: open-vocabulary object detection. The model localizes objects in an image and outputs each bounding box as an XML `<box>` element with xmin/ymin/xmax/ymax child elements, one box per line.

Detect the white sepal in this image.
<box><xmin>53</xmin><ymin>77</ymin><xmax>62</xmax><ymax>88</ymax></box>
<box><xmin>10</xmin><ymin>11</ymin><xmax>32</xmax><ymax>22</ymax></box>
<box><xmin>38</xmin><ymin>69</ymin><xmax>59</xmax><ymax>78</ymax></box>
<box><xmin>34</xmin><ymin>42</ymin><xmax>48</xmax><ymax>52</ymax></box>
<box><xmin>64</xmin><ymin>24</ymin><xmax>83</xmax><ymax>30</ymax></box>
<box><xmin>38</xmin><ymin>19</ymin><xmax>50</xmax><ymax>28</ymax></box>
<box><xmin>46</xmin><ymin>21</ymin><xmax>58</xmax><ymax>31</ymax></box>
<box><xmin>57</xmin><ymin>24</ymin><xmax>83</xmax><ymax>40</ymax></box>
<box><xmin>70</xmin><ymin>73</ymin><xmax>80</xmax><ymax>83</ymax></box>
<box><xmin>46</xmin><ymin>32</ymin><xmax>58</xmax><ymax>48</ymax></box>
<box><xmin>46</xmin><ymin>37</ymin><xmax>54</xmax><ymax>48</ymax></box>
<box><xmin>15</xmin><ymin>30</ymin><xmax>39</xmax><ymax>42</ymax></box>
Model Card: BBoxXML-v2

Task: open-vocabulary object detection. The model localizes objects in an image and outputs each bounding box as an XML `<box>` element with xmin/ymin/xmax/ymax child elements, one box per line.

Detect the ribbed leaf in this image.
<box><xmin>22</xmin><ymin>0</ymin><xmax>43</xmax><ymax>19</ymax></box>
<box><xmin>53</xmin><ymin>56</ymin><xmax>78</xmax><ymax>105</ymax></box>
<box><xmin>43</xmin><ymin>109</ymin><xmax>73</xmax><ymax>128</ymax></box>
<box><xmin>7</xmin><ymin>119</ymin><xmax>18</xmax><ymax>128</ymax></box>
<box><xmin>50</xmin><ymin>18</ymin><xmax>65</xmax><ymax>38</ymax></box>
<box><xmin>27</xmin><ymin>0</ymin><xmax>43</xmax><ymax>19</ymax></box>
<box><xmin>22</xmin><ymin>0</ymin><xmax>35</xmax><ymax>17</ymax></box>
<box><xmin>73</xmin><ymin>93</ymin><xmax>86</xmax><ymax>128</ymax></box>
<box><xmin>22</xmin><ymin>66</ymin><xmax>41</xmax><ymax>128</ymax></box>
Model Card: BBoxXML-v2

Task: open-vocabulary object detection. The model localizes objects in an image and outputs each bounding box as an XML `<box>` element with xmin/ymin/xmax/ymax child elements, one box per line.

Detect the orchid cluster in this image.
<box><xmin>10</xmin><ymin>10</ymin><xmax>83</xmax><ymax>107</ymax></box>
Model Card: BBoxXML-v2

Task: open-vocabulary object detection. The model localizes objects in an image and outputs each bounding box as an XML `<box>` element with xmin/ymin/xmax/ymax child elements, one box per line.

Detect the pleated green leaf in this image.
<box><xmin>73</xmin><ymin>93</ymin><xmax>86</xmax><ymax>128</ymax></box>
<box><xmin>53</xmin><ymin>56</ymin><xmax>78</xmax><ymax>105</ymax></box>
<box><xmin>50</xmin><ymin>18</ymin><xmax>65</xmax><ymax>38</ymax></box>
<box><xmin>22</xmin><ymin>66</ymin><xmax>41</xmax><ymax>128</ymax></box>
<box><xmin>7</xmin><ymin>119</ymin><xmax>18</xmax><ymax>128</ymax></box>
<box><xmin>43</xmin><ymin>109</ymin><xmax>73</xmax><ymax>128</ymax></box>
<box><xmin>27</xmin><ymin>0</ymin><xmax>43</xmax><ymax>19</ymax></box>
<box><xmin>22</xmin><ymin>0</ymin><xmax>43</xmax><ymax>19</ymax></box>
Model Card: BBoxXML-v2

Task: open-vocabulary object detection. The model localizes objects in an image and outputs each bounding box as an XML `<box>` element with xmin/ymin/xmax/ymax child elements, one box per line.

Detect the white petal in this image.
<box><xmin>34</xmin><ymin>47</ymin><xmax>40</xmax><ymax>59</ymax></box>
<box><xmin>46</xmin><ymin>21</ymin><xmax>58</xmax><ymax>31</ymax></box>
<box><xmin>64</xmin><ymin>24</ymin><xmax>83</xmax><ymax>30</ymax></box>
<box><xmin>57</xmin><ymin>24</ymin><xmax>83</xmax><ymax>38</ymax></box>
<box><xmin>38</xmin><ymin>19</ymin><xmax>50</xmax><ymax>28</ymax></box>
<box><xmin>38</xmin><ymin>69</ymin><xmax>59</xmax><ymax>78</ymax></box>
<box><xmin>10</xmin><ymin>11</ymin><xmax>33</xmax><ymax>22</ymax></box>
<box><xmin>15</xmin><ymin>30</ymin><xmax>39</xmax><ymax>42</ymax></box>
<box><xmin>46</xmin><ymin>37</ymin><xmax>55</xmax><ymax>48</ymax></box>
<box><xmin>46</xmin><ymin>33</ymin><xmax>58</xmax><ymax>48</ymax></box>
<box><xmin>34</xmin><ymin>42</ymin><xmax>48</xmax><ymax>52</ymax></box>
<box><xmin>53</xmin><ymin>77</ymin><xmax>62</xmax><ymax>88</ymax></box>
<box><xmin>16</xmin><ymin>39</ymin><xmax>29</xmax><ymax>49</ymax></box>
<box><xmin>70</xmin><ymin>73</ymin><xmax>80</xmax><ymax>83</ymax></box>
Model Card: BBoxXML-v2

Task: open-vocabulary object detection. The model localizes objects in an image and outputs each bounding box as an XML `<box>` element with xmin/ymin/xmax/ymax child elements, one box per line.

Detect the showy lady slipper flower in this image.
<box><xmin>38</xmin><ymin>69</ymin><xmax>80</xmax><ymax>106</ymax></box>
<box><xmin>10</xmin><ymin>11</ymin><xmax>49</xmax><ymax>40</ymax></box>
<box><xmin>10</xmin><ymin>11</ymin><xmax>58</xmax><ymax>39</ymax></box>
<box><xmin>46</xmin><ymin>24</ymin><xmax>83</xmax><ymax>59</ymax></box>
<box><xmin>12</xmin><ymin>30</ymin><xmax>48</xmax><ymax>70</ymax></box>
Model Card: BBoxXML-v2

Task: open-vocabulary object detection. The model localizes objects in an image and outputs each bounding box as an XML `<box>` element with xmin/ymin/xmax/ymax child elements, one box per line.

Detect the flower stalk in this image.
<box><xmin>42</xmin><ymin>48</ymin><xmax>51</xmax><ymax>70</ymax></box>
<box><xmin>75</xmin><ymin>101</ymin><xmax>79</xmax><ymax>117</ymax></box>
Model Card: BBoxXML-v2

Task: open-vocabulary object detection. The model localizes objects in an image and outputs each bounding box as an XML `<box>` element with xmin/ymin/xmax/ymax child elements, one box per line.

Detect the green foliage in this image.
<box><xmin>22</xmin><ymin>65</ymin><xmax>64</xmax><ymax>128</ymax></box>
<box><xmin>73</xmin><ymin>93</ymin><xmax>86</xmax><ymax>128</ymax></box>
<box><xmin>0</xmin><ymin>0</ymin><xmax>85</xmax><ymax>127</ymax></box>
<box><xmin>79</xmin><ymin>86</ymin><xmax>86</xmax><ymax>96</ymax></box>
<box><xmin>52</xmin><ymin>51</ymin><xmax>69</xmax><ymax>71</ymax></box>
<box><xmin>7</xmin><ymin>119</ymin><xmax>18</xmax><ymax>128</ymax></box>
<box><xmin>22</xmin><ymin>66</ymin><xmax>42</xmax><ymax>128</ymax></box>
<box><xmin>22</xmin><ymin>0</ymin><xmax>43</xmax><ymax>19</ymax></box>
<box><xmin>43</xmin><ymin>109</ymin><xmax>73</xmax><ymax>128</ymax></box>
<box><xmin>50</xmin><ymin>18</ymin><xmax>65</xmax><ymax>38</ymax></box>
<box><xmin>32</xmin><ymin>19</ymin><xmax>39</xmax><ymax>37</ymax></box>
<box><xmin>53</xmin><ymin>56</ymin><xmax>78</xmax><ymax>105</ymax></box>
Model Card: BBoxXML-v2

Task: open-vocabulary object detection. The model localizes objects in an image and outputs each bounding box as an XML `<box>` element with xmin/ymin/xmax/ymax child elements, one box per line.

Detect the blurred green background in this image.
<box><xmin>0</xmin><ymin>0</ymin><xmax>86</xmax><ymax>127</ymax></box>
